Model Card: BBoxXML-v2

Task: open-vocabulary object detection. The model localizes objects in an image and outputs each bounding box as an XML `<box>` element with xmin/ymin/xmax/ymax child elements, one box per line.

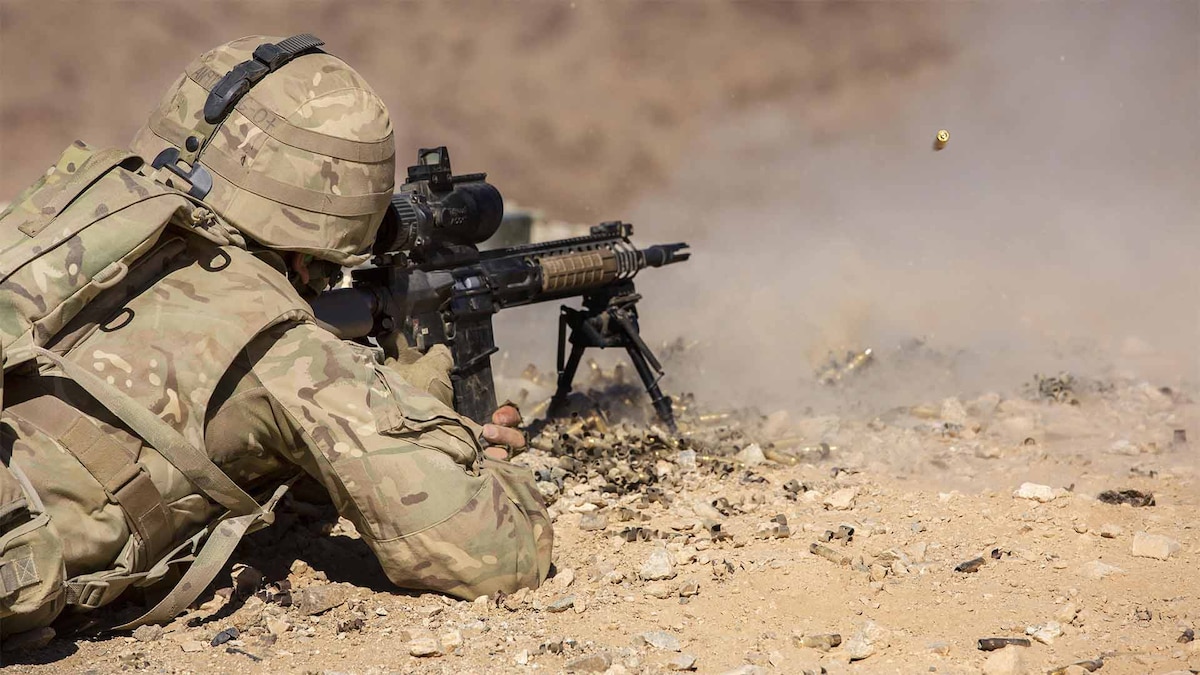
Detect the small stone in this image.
<box><xmin>181</xmin><ymin>640</ymin><xmax>205</xmax><ymax>653</ymax></box>
<box><xmin>941</xmin><ymin>397</ymin><xmax>969</xmax><ymax>425</ymax></box>
<box><xmin>1013</xmin><ymin>483</ymin><xmax>1061</xmax><ymax>503</ymax></box>
<box><xmin>566</xmin><ymin>652</ymin><xmax>614</xmax><ymax>672</ymax></box>
<box><xmin>734</xmin><ymin>443</ymin><xmax>766</xmax><ymax>467</ymax></box>
<box><xmin>337</xmin><ymin>616</ymin><xmax>365</xmax><ymax>633</ymax></box>
<box><xmin>637</xmin><ymin>630</ymin><xmax>682</xmax><ymax>651</ymax></box>
<box><xmin>580</xmin><ymin>512</ymin><xmax>609</xmax><ymax>531</ymax></box>
<box><xmin>1131</xmin><ymin>531</ymin><xmax>1181</xmax><ymax>560</ymax></box>
<box><xmin>1</xmin><ymin>627</ymin><xmax>55</xmax><ymax>651</ymax></box>
<box><xmin>210</xmin><ymin>627</ymin><xmax>240</xmax><ymax>647</ymax></box>
<box><xmin>266</xmin><ymin>617</ymin><xmax>291</xmax><ymax>636</ymax></box>
<box><xmin>794</xmin><ymin>633</ymin><xmax>841</xmax><ymax>651</ymax></box>
<box><xmin>823</xmin><ymin>488</ymin><xmax>858</xmax><ymax>511</ymax></box>
<box><xmin>574</xmin><ymin>597</ymin><xmax>588</xmax><ymax>614</ymax></box>
<box><xmin>1055</xmin><ymin>603</ymin><xmax>1079</xmax><ymax>624</ymax></box>
<box><xmin>983</xmin><ymin>646</ymin><xmax>1030</xmax><ymax>675</ymax></box>
<box><xmin>515</xmin><ymin>649</ymin><xmax>531</xmax><ymax>665</ymax></box>
<box><xmin>1098</xmin><ymin>523</ymin><xmax>1123</xmax><ymax>539</ymax></box>
<box><xmin>1026</xmin><ymin>620</ymin><xmax>1063</xmax><ymax>644</ymax></box>
<box><xmin>547</xmin><ymin>595</ymin><xmax>576</xmax><ymax>612</ymax></box>
<box><xmin>667</xmin><ymin>653</ymin><xmax>698</xmax><ymax>671</ymax></box>
<box><xmin>408</xmin><ymin>636</ymin><xmax>443</xmax><ymax>657</ymax></box>
<box><xmin>844</xmin><ymin>620</ymin><xmax>887</xmax><ymax>660</ymax></box>
<box><xmin>132</xmin><ymin>625</ymin><xmax>163</xmax><ymax>643</ymax></box>
<box><xmin>678</xmin><ymin>581</ymin><xmax>701</xmax><ymax>598</ymax></box>
<box><xmin>440</xmin><ymin>629</ymin><xmax>463</xmax><ymax>653</ymax></box>
<box><xmin>294</xmin><ymin>583</ymin><xmax>352</xmax><ymax>616</ymax></box>
<box><xmin>1079</xmin><ymin>560</ymin><xmax>1124</xmax><ymax>579</ymax></box>
<box><xmin>555</xmin><ymin>567</ymin><xmax>577</xmax><ymax>589</ymax></box>
<box><xmin>639</xmin><ymin>549</ymin><xmax>677</xmax><ymax>581</ymax></box>
<box><xmin>644</xmin><ymin>581</ymin><xmax>675</xmax><ymax>599</ymax></box>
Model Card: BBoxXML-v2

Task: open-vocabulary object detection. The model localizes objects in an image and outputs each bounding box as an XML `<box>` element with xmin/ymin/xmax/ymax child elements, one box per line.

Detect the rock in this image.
<box><xmin>180</xmin><ymin>640</ymin><xmax>205</xmax><ymax>653</ymax></box>
<box><xmin>408</xmin><ymin>636</ymin><xmax>443</xmax><ymax>657</ymax></box>
<box><xmin>231</xmin><ymin>563</ymin><xmax>264</xmax><ymax>599</ymax></box>
<box><xmin>639</xmin><ymin>549</ymin><xmax>677</xmax><ymax>581</ymax></box>
<box><xmin>1055</xmin><ymin>603</ymin><xmax>1079</xmax><ymax>624</ymax></box>
<box><xmin>823</xmin><ymin>487</ymin><xmax>858</xmax><ymax>511</ymax></box>
<box><xmin>637</xmin><ymin>630</ymin><xmax>682</xmax><ymax>651</ymax></box>
<box><xmin>210</xmin><ymin>627</ymin><xmax>240</xmax><ymax>647</ymax></box>
<box><xmin>941</xmin><ymin>397</ymin><xmax>969</xmax><ymax>425</ymax></box>
<box><xmin>1</xmin><ymin>627</ymin><xmax>55</xmax><ymax>652</ymax></box>
<box><xmin>132</xmin><ymin>625</ymin><xmax>163</xmax><ymax>643</ymax></box>
<box><xmin>266</xmin><ymin>617</ymin><xmax>291</xmax><ymax>636</ymax></box>
<box><xmin>844</xmin><ymin>620</ymin><xmax>887</xmax><ymax>660</ymax></box>
<box><xmin>440</xmin><ymin>629</ymin><xmax>463</xmax><ymax>653</ymax></box>
<box><xmin>667</xmin><ymin>653</ymin><xmax>698</xmax><ymax>671</ymax></box>
<box><xmin>547</xmin><ymin>595</ymin><xmax>576</xmax><ymax>612</ymax></box>
<box><xmin>294</xmin><ymin>583</ymin><xmax>352</xmax><ymax>616</ymax></box>
<box><xmin>1027</xmin><ymin>620</ymin><xmax>1063</xmax><ymax>644</ymax></box>
<box><xmin>580</xmin><ymin>512</ymin><xmax>609</xmax><ymax>531</ymax></box>
<box><xmin>514</xmin><ymin>649</ymin><xmax>531</xmax><ymax>666</ymax></box>
<box><xmin>691</xmin><ymin>499</ymin><xmax>725</xmax><ymax>521</ymax></box>
<box><xmin>1131</xmin><ymin>531</ymin><xmax>1181</xmax><ymax>560</ymax></box>
<box><xmin>1098</xmin><ymin>523</ymin><xmax>1123</xmax><ymax>539</ymax></box>
<box><xmin>717</xmin><ymin>666</ymin><xmax>768</xmax><ymax>675</ymax></box>
<box><xmin>983</xmin><ymin>646</ymin><xmax>1030</xmax><ymax>675</ymax></box>
<box><xmin>734</xmin><ymin>443</ymin><xmax>766</xmax><ymax>467</ymax></box>
<box><xmin>1013</xmin><ymin>483</ymin><xmax>1062</xmax><ymax>502</ymax></box>
<box><xmin>678</xmin><ymin>581</ymin><xmax>701</xmax><ymax>597</ymax></box>
<box><xmin>643</xmin><ymin>581</ymin><xmax>675</xmax><ymax>599</ymax></box>
<box><xmin>566</xmin><ymin>652</ymin><xmax>614</xmax><ymax>672</ymax></box>
<box><xmin>555</xmin><ymin>567</ymin><xmax>577</xmax><ymax>589</ymax></box>
<box><xmin>1079</xmin><ymin>560</ymin><xmax>1124</xmax><ymax>579</ymax></box>
<box><xmin>793</xmin><ymin>633</ymin><xmax>841</xmax><ymax>651</ymax></box>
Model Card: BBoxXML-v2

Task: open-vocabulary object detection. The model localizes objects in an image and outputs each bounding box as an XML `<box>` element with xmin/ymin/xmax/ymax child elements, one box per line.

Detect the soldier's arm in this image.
<box><xmin>242</xmin><ymin>321</ymin><xmax>553</xmax><ymax>599</ymax></box>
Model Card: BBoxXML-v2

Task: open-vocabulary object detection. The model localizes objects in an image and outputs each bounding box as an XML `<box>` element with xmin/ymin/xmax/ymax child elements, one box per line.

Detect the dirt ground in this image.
<box><xmin>1</xmin><ymin>1</ymin><xmax>1198</xmax><ymax>674</ymax></box>
<box><xmin>3</xmin><ymin>371</ymin><xmax>1198</xmax><ymax>674</ymax></box>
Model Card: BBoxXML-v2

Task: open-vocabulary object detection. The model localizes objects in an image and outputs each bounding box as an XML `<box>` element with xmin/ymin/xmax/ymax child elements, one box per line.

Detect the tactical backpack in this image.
<box><xmin>0</xmin><ymin>142</ymin><xmax>287</xmax><ymax>636</ymax></box>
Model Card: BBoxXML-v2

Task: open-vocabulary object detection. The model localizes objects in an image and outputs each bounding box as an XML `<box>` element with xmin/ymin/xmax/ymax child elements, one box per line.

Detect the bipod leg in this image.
<box><xmin>624</xmin><ymin>344</ymin><xmax>676</xmax><ymax>433</ymax></box>
<box><xmin>548</xmin><ymin>341</ymin><xmax>587</xmax><ymax>420</ymax></box>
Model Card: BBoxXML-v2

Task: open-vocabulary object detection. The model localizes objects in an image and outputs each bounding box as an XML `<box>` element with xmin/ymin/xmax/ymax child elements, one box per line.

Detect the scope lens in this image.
<box><xmin>437</xmin><ymin>182</ymin><xmax>504</xmax><ymax>245</ymax></box>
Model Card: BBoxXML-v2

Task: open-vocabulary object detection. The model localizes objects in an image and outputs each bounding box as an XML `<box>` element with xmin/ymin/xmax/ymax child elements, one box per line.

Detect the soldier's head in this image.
<box><xmin>130</xmin><ymin>35</ymin><xmax>395</xmax><ymax>296</ymax></box>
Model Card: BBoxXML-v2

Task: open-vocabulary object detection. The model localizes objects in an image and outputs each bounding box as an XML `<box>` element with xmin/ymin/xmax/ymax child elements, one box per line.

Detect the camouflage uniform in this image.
<box><xmin>0</xmin><ymin>36</ymin><xmax>551</xmax><ymax>637</ymax></box>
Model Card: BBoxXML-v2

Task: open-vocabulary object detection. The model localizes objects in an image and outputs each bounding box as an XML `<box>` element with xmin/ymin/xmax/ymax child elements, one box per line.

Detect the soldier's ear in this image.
<box><xmin>288</xmin><ymin>252</ymin><xmax>311</xmax><ymax>285</ymax></box>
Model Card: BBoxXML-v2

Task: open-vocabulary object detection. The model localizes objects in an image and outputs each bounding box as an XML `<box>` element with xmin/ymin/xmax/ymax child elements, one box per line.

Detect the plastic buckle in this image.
<box><xmin>151</xmin><ymin>148</ymin><xmax>213</xmax><ymax>200</ymax></box>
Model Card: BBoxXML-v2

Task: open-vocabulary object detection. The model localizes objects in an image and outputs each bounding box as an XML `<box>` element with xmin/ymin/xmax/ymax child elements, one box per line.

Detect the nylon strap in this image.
<box><xmin>25</xmin><ymin>347</ymin><xmax>261</xmax><ymax>516</ymax></box>
<box><xmin>112</xmin><ymin>484</ymin><xmax>287</xmax><ymax>630</ymax></box>
<box><xmin>200</xmin><ymin>146</ymin><xmax>393</xmax><ymax>217</ymax></box>
<box><xmin>59</xmin><ymin>417</ymin><xmax>174</xmax><ymax>560</ymax></box>
<box><xmin>234</xmin><ymin>95</ymin><xmax>394</xmax><ymax>162</ymax></box>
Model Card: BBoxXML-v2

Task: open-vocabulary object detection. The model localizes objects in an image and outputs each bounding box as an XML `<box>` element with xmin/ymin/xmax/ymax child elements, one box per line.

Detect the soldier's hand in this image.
<box><xmin>482</xmin><ymin>404</ymin><xmax>525</xmax><ymax>461</ymax></box>
<box><xmin>379</xmin><ymin>335</ymin><xmax>454</xmax><ymax>409</ymax></box>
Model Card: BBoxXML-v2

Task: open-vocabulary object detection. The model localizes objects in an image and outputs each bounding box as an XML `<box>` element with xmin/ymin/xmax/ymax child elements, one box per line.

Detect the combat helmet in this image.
<box><xmin>130</xmin><ymin>35</ymin><xmax>395</xmax><ymax>268</ymax></box>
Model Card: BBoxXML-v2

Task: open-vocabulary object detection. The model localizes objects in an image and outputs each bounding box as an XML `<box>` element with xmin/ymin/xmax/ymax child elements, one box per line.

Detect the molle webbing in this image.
<box><xmin>5</xmin><ymin>396</ymin><xmax>173</xmax><ymax>562</ymax></box>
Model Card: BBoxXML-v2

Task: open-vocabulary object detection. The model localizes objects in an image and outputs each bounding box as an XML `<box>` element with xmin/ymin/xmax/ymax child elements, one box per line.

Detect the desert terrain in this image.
<box><xmin>1</xmin><ymin>1</ymin><xmax>1198</xmax><ymax>674</ymax></box>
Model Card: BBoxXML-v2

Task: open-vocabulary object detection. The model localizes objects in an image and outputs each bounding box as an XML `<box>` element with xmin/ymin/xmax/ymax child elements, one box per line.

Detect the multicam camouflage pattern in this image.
<box><xmin>213</xmin><ymin>322</ymin><xmax>553</xmax><ymax>597</ymax></box>
<box><xmin>129</xmin><ymin>36</ymin><xmax>395</xmax><ymax>267</ymax></box>
<box><xmin>0</xmin><ymin>141</ymin><xmax>190</xmax><ymax>355</ymax></box>
<box><xmin>2</xmin><ymin>150</ymin><xmax>551</xmax><ymax>634</ymax></box>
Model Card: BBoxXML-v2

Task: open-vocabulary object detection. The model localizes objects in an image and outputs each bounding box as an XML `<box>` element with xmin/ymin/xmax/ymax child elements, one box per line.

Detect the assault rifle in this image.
<box><xmin>309</xmin><ymin>147</ymin><xmax>690</xmax><ymax>431</ymax></box>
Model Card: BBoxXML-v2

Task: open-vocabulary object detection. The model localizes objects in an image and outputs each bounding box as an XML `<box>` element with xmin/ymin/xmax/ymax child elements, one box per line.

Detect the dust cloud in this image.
<box><xmin>594</xmin><ymin>1</ymin><xmax>1200</xmax><ymax>416</ymax></box>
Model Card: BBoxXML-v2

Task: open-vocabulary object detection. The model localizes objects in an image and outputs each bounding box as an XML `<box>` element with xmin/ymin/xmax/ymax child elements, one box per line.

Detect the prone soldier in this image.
<box><xmin>0</xmin><ymin>35</ymin><xmax>552</xmax><ymax>639</ymax></box>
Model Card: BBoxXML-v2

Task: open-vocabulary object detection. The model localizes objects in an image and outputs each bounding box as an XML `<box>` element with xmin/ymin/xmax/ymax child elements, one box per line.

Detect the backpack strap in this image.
<box><xmin>12</xmin><ymin>346</ymin><xmax>288</xmax><ymax>627</ymax></box>
<box><xmin>23</xmin><ymin>346</ymin><xmax>261</xmax><ymax>516</ymax></box>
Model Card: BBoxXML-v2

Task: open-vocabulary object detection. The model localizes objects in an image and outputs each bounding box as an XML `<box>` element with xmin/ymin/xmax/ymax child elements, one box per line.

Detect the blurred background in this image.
<box><xmin>2</xmin><ymin>0</ymin><xmax>1197</xmax><ymax>414</ymax></box>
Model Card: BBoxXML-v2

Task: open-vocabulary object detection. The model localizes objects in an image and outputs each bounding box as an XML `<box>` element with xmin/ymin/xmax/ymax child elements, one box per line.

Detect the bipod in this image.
<box><xmin>547</xmin><ymin>282</ymin><xmax>677</xmax><ymax>432</ymax></box>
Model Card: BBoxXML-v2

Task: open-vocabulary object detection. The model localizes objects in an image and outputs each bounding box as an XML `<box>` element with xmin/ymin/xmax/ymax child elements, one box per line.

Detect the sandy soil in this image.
<box><xmin>2</xmin><ymin>2</ymin><xmax>1198</xmax><ymax>674</ymax></box>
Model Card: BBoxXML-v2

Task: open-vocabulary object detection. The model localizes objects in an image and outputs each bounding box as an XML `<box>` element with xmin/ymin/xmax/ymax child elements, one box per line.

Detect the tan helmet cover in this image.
<box><xmin>131</xmin><ymin>35</ymin><xmax>395</xmax><ymax>267</ymax></box>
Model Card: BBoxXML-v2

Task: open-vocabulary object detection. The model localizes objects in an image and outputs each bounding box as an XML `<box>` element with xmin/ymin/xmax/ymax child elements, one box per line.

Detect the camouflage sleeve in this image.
<box><xmin>245</xmin><ymin>321</ymin><xmax>553</xmax><ymax>599</ymax></box>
